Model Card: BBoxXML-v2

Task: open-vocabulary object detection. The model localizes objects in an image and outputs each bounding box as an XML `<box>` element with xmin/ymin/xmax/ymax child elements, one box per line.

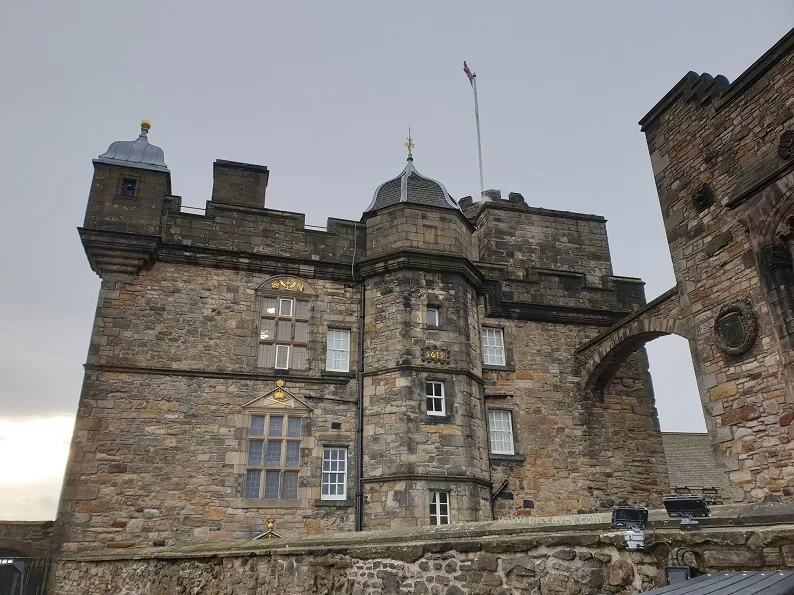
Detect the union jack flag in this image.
<box><xmin>463</xmin><ymin>61</ymin><xmax>474</xmax><ymax>86</ymax></box>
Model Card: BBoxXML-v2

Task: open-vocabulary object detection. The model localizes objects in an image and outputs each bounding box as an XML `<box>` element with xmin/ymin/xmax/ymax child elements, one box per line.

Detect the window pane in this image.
<box><xmin>292</xmin><ymin>346</ymin><xmax>307</xmax><ymax>370</ymax></box>
<box><xmin>326</xmin><ymin>329</ymin><xmax>350</xmax><ymax>372</ymax></box>
<box><xmin>262</xmin><ymin>297</ymin><xmax>278</xmax><ymax>316</ymax></box>
<box><xmin>482</xmin><ymin>328</ymin><xmax>505</xmax><ymax>366</ymax></box>
<box><xmin>250</xmin><ymin>416</ymin><xmax>265</xmax><ymax>436</ymax></box>
<box><xmin>287</xmin><ymin>417</ymin><xmax>303</xmax><ymax>438</ymax></box>
<box><xmin>247</xmin><ymin>440</ymin><xmax>263</xmax><ymax>466</ymax></box>
<box><xmin>259</xmin><ymin>318</ymin><xmax>275</xmax><ymax>341</ymax></box>
<box><xmin>276</xmin><ymin>320</ymin><xmax>292</xmax><ymax>341</ymax></box>
<box><xmin>487</xmin><ymin>410</ymin><xmax>514</xmax><ymax>455</ymax></box>
<box><xmin>257</xmin><ymin>343</ymin><xmax>274</xmax><ymax>368</ymax></box>
<box><xmin>266</xmin><ymin>441</ymin><xmax>282</xmax><ymax>466</ymax></box>
<box><xmin>244</xmin><ymin>470</ymin><xmax>261</xmax><ymax>499</ymax></box>
<box><xmin>282</xmin><ymin>471</ymin><xmax>299</xmax><ymax>499</ymax></box>
<box><xmin>427</xmin><ymin>308</ymin><xmax>438</xmax><ymax>326</ymax></box>
<box><xmin>294</xmin><ymin>300</ymin><xmax>309</xmax><ymax>320</ymax></box>
<box><xmin>279</xmin><ymin>299</ymin><xmax>293</xmax><ymax>317</ymax></box>
<box><xmin>264</xmin><ymin>471</ymin><xmax>280</xmax><ymax>499</ymax></box>
<box><xmin>268</xmin><ymin>416</ymin><xmax>284</xmax><ymax>437</ymax></box>
<box><xmin>285</xmin><ymin>441</ymin><xmax>300</xmax><ymax>466</ymax></box>
<box><xmin>321</xmin><ymin>448</ymin><xmax>347</xmax><ymax>499</ymax></box>
<box><xmin>294</xmin><ymin>321</ymin><xmax>308</xmax><ymax>343</ymax></box>
<box><xmin>275</xmin><ymin>345</ymin><xmax>290</xmax><ymax>369</ymax></box>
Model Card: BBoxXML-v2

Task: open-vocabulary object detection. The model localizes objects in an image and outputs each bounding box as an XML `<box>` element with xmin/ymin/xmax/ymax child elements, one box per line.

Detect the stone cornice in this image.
<box><xmin>483</xmin><ymin>281</ymin><xmax>633</xmax><ymax>327</ymax></box>
<box><xmin>84</xmin><ymin>363</ymin><xmax>356</xmax><ymax>387</ymax></box>
<box><xmin>156</xmin><ymin>243</ymin><xmax>356</xmax><ymax>282</ymax></box>
<box><xmin>361</xmin><ymin>364</ymin><xmax>484</xmax><ymax>385</ymax></box>
<box><xmin>471</xmin><ymin>200</ymin><xmax>607</xmax><ymax>224</ymax></box>
<box><xmin>361</xmin><ymin>474</ymin><xmax>492</xmax><ymax>488</ymax></box>
<box><xmin>78</xmin><ymin>228</ymin><xmax>159</xmax><ymax>278</ymax></box>
<box><xmin>357</xmin><ymin>249</ymin><xmax>485</xmax><ymax>288</ymax></box>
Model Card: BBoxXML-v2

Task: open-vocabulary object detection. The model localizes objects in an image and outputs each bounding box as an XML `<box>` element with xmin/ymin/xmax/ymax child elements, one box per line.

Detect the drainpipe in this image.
<box><xmin>355</xmin><ymin>281</ymin><xmax>365</xmax><ymax>531</ymax></box>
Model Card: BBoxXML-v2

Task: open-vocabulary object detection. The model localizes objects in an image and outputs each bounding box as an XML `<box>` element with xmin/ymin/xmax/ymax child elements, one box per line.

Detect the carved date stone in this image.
<box><xmin>714</xmin><ymin>300</ymin><xmax>758</xmax><ymax>356</ymax></box>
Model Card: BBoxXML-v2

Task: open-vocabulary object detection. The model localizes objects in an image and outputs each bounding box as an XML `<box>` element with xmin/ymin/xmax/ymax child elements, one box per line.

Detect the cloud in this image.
<box><xmin>0</xmin><ymin>416</ymin><xmax>73</xmax><ymax>520</ymax></box>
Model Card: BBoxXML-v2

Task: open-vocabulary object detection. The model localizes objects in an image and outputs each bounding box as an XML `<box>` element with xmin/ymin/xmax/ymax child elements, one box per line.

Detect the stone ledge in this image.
<box><xmin>55</xmin><ymin>504</ymin><xmax>794</xmax><ymax>563</ymax></box>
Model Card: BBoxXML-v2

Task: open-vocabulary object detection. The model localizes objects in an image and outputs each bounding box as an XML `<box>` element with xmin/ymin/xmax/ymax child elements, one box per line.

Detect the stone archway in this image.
<box><xmin>577</xmin><ymin>288</ymin><xmax>690</xmax><ymax>398</ymax></box>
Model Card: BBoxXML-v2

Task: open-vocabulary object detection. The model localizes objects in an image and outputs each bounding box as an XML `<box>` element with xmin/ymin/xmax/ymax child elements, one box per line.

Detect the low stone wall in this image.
<box><xmin>0</xmin><ymin>520</ymin><xmax>53</xmax><ymax>558</ymax></box>
<box><xmin>50</xmin><ymin>505</ymin><xmax>794</xmax><ymax>594</ymax></box>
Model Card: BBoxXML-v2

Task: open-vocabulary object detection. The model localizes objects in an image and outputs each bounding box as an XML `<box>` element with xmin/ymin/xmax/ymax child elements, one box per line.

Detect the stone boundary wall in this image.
<box><xmin>51</xmin><ymin>506</ymin><xmax>794</xmax><ymax>594</ymax></box>
<box><xmin>0</xmin><ymin>521</ymin><xmax>53</xmax><ymax>558</ymax></box>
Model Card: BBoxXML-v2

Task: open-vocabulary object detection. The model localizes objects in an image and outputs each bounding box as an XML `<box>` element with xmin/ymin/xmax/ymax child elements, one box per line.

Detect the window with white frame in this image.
<box><xmin>426</xmin><ymin>307</ymin><xmax>439</xmax><ymax>327</ymax></box>
<box><xmin>258</xmin><ymin>297</ymin><xmax>309</xmax><ymax>370</ymax></box>
<box><xmin>482</xmin><ymin>327</ymin><xmax>506</xmax><ymax>366</ymax></box>
<box><xmin>426</xmin><ymin>381</ymin><xmax>445</xmax><ymax>416</ymax></box>
<box><xmin>326</xmin><ymin>329</ymin><xmax>351</xmax><ymax>372</ymax></box>
<box><xmin>429</xmin><ymin>491</ymin><xmax>450</xmax><ymax>525</ymax></box>
<box><xmin>321</xmin><ymin>447</ymin><xmax>348</xmax><ymax>500</ymax></box>
<box><xmin>244</xmin><ymin>413</ymin><xmax>304</xmax><ymax>499</ymax></box>
<box><xmin>487</xmin><ymin>410</ymin><xmax>515</xmax><ymax>455</ymax></box>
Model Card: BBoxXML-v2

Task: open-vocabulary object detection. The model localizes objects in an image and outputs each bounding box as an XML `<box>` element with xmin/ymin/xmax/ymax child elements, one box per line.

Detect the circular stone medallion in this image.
<box><xmin>714</xmin><ymin>300</ymin><xmax>758</xmax><ymax>356</ymax></box>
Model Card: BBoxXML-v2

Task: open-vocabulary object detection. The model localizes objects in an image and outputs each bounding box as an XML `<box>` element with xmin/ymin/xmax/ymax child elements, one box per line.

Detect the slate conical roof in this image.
<box><xmin>94</xmin><ymin>121</ymin><xmax>169</xmax><ymax>172</ymax></box>
<box><xmin>365</xmin><ymin>156</ymin><xmax>459</xmax><ymax>213</ymax></box>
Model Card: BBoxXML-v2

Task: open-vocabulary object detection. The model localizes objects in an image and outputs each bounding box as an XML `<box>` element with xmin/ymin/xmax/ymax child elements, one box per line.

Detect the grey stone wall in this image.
<box><xmin>0</xmin><ymin>521</ymin><xmax>53</xmax><ymax>557</ymax></box>
<box><xmin>49</xmin><ymin>507</ymin><xmax>794</xmax><ymax>595</ymax></box>
<box><xmin>640</xmin><ymin>30</ymin><xmax>794</xmax><ymax>501</ymax></box>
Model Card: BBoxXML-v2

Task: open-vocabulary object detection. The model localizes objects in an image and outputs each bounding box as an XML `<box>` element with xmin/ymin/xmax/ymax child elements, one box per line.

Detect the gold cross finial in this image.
<box><xmin>405</xmin><ymin>126</ymin><xmax>415</xmax><ymax>157</ymax></box>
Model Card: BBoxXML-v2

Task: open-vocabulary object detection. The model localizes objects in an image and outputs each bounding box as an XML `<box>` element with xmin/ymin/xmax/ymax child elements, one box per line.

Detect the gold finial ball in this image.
<box><xmin>140</xmin><ymin>120</ymin><xmax>152</xmax><ymax>131</ymax></box>
<box><xmin>276</xmin><ymin>379</ymin><xmax>285</xmax><ymax>387</ymax></box>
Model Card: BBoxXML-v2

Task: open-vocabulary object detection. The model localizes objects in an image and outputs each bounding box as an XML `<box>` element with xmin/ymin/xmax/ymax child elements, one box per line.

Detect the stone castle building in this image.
<box><xmin>49</xmin><ymin>25</ymin><xmax>794</xmax><ymax>557</ymax></box>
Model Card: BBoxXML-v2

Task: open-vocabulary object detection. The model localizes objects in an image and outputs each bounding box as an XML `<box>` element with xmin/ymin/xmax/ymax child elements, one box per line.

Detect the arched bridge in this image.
<box><xmin>577</xmin><ymin>287</ymin><xmax>691</xmax><ymax>398</ymax></box>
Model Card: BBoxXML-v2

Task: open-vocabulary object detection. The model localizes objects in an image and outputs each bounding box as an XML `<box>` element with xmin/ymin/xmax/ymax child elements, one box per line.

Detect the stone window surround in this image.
<box><xmin>326</xmin><ymin>328</ymin><xmax>351</xmax><ymax>373</ymax></box>
<box><xmin>234</xmin><ymin>408</ymin><xmax>311</xmax><ymax>509</ymax></box>
<box><xmin>316</xmin><ymin>439</ymin><xmax>354</xmax><ymax>508</ymax></box>
<box><xmin>116</xmin><ymin>175</ymin><xmax>141</xmax><ymax>199</ymax></box>
<box><xmin>425</xmin><ymin>380</ymin><xmax>445</xmax><ymax>416</ymax></box>
<box><xmin>256</xmin><ymin>295</ymin><xmax>311</xmax><ymax>372</ymax></box>
<box><xmin>486</xmin><ymin>404</ymin><xmax>522</xmax><ymax>460</ymax></box>
<box><xmin>480</xmin><ymin>324</ymin><xmax>514</xmax><ymax>370</ymax></box>
<box><xmin>422</xmin><ymin>375</ymin><xmax>456</xmax><ymax>424</ymax></box>
<box><xmin>428</xmin><ymin>489</ymin><xmax>451</xmax><ymax>525</ymax></box>
<box><xmin>425</xmin><ymin>304</ymin><xmax>441</xmax><ymax>328</ymax></box>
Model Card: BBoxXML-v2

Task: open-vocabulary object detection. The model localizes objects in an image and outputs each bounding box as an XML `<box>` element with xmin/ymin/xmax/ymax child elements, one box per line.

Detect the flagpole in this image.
<box><xmin>472</xmin><ymin>74</ymin><xmax>485</xmax><ymax>197</ymax></box>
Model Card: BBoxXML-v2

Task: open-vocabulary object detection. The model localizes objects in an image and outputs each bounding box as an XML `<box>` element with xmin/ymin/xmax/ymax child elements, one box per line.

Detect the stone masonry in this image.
<box><xmin>579</xmin><ymin>26</ymin><xmax>794</xmax><ymax>504</ymax></box>
<box><xmin>53</xmin><ymin>120</ymin><xmax>671</xmax><ymax>552</ymax></box>
<box><xmin>49</xmin><ymin>505</ymin><xmax>794</xmax><ymax>595</ymax></box>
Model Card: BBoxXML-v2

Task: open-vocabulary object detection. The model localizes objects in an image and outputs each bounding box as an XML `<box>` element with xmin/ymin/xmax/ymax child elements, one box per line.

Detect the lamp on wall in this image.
<box><xmin>611</xmin><ymin>506</ymin><xmax>648</xmax><ymax>551</ymax></box>
<box><xmin>663</xmin><ymin>495</ymin><xmax>711</xmax><ymax>530</ymax></box>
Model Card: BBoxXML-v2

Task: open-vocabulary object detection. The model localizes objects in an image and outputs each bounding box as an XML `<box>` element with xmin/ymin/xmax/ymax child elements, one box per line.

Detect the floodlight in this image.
<box><xmin>612</xmin><ymin>506</ymin><xmax>648</xmax><ymax>551</ymax></box>
<box><xmin>611</xmin><ymin>506</ymin><xmax>648</xmax><ymax>530</ymax></box>
<box><xmin>664</xmin><ymin>566</ymin><xmax>692</xmax><ymax>585</ymax></box>
<box><xmin>663</xmin><ymin>495</ymin><xmax>711</xmax><ymax>530</ymax></box>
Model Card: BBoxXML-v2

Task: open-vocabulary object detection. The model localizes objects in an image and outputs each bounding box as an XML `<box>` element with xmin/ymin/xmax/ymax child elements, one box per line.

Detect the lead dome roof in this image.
<box><xmin>365</xmin><ymin>157</ymin><xmax>459</xmax><ymax>213</ymax></box>
<box><xmin>94</xmin><ymin>121</ymin><xmax>169</xmax><ymax>172</ymax></box>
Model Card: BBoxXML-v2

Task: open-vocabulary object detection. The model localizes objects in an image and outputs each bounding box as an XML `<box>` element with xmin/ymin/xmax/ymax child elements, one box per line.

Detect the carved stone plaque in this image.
<box><xmin>421</xmin><ymin>347</ymin><xmax>450</xmax><ymax>364</ymax></box>
<box><xmin>714</xmin><ymin>300</ymin><xmax>758</xmax><ymax>356</ymax></box>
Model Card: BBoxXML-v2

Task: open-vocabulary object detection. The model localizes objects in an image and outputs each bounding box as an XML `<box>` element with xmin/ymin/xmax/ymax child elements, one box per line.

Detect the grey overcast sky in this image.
<box><xmin>0</xmin><ymin>0</ymin><xmax>792</xmax><ymax>519</ymax></box>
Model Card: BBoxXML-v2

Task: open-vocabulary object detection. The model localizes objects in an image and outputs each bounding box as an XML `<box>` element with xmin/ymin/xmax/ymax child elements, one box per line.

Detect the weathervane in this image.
<box><xmin>405</xmin><ymin>126</ymin><xmax>415</xmax><ymax>158</ymax></box>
